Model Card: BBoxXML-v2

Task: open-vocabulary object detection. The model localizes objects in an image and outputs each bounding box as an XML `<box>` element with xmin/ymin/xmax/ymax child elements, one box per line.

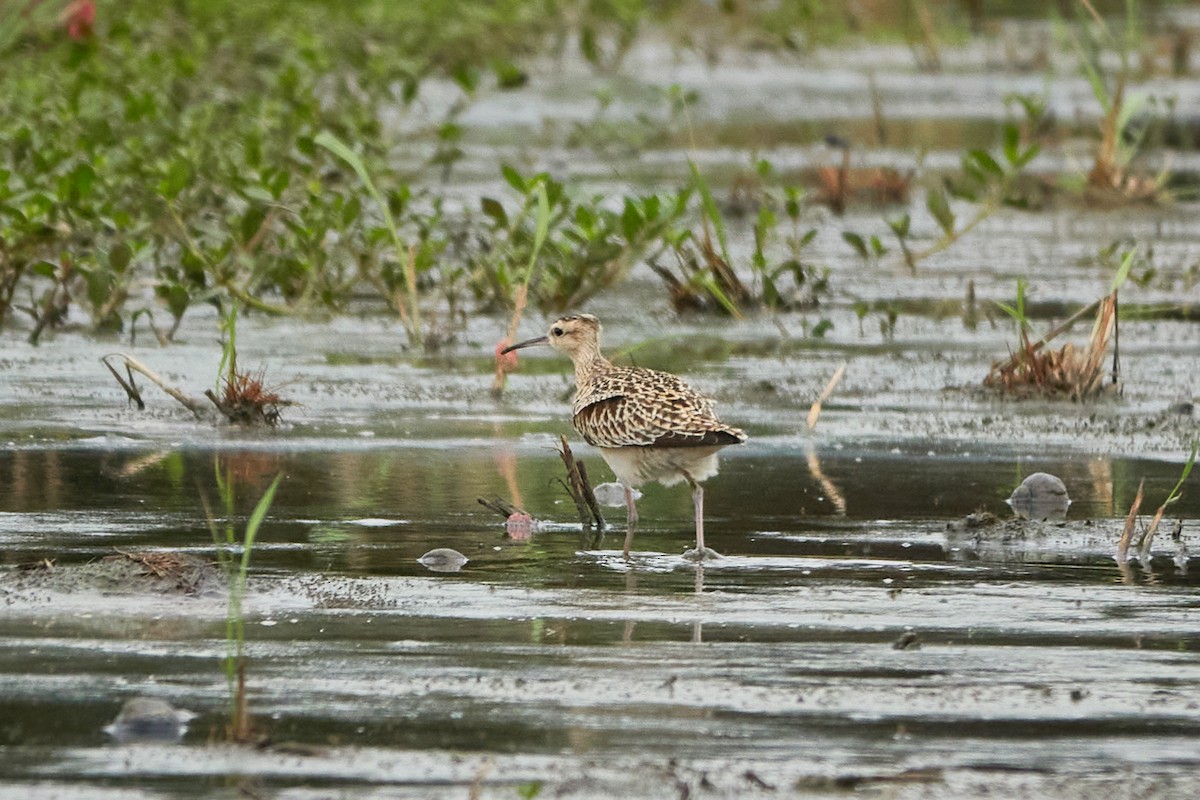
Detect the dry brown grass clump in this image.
<box><xmin>812</xmin><ymin>162</ymin><xmax>911</xmax><ymax>215</ymax></box>
<box><xmin>205</xmin><ymin>368</ymin><xmax>291</xmax><ymax>426</ymax></box>
<box><xmin>984</xmin><ymin>292</ymin><xmax>1119</xmax><ymax>400</ymax></box>
<box><xmin>102</xmin><ymin>353</ymin><xmax>292</xmax><ymax>427</ymax></box>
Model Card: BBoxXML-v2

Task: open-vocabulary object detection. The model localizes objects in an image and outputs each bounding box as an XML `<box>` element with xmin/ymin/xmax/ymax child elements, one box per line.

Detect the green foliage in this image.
<box><xmin>0</xmin><ymin>0</ymin><xmax>558</xmax><ymax>343</ymax></box>
<box><xmin>994</xmin><ymin>277</ymin><xmax>1031</xmax><ymax>336</ymax></box>
<box><xmin>651</xmin><ymin>160</ymin><xmax>829</xmax><ymax>316</ymax></box>
<box><xmin>850</xmin><ymin>96</ymin><xmax>1044</xmax><ymax>271</ymax></box>
<box><xmin>472</xmin><ymin>165</ymin><xmax>690</xmax><ymax>313</ymax></box>
<box><xmin>516</xmin><ymin>781</ymin><xmax>544</xmax><ymax>800</ymax></box>
<box><xmin>316</xmin><ymin>131</ymin><xmax>422</xmax><ymax>344</ymax></box>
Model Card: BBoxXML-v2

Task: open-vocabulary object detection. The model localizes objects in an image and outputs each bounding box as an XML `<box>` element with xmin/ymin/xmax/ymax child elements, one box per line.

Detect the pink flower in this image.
<box><xmin>62</xmin><ymin>0</ymin><xmax>95</xmax><ymax>41</ymax></box>
<box><xmin>495</xmin><ymin>340</ymin><xmax>519</xmax><ymax>370</ymax></box>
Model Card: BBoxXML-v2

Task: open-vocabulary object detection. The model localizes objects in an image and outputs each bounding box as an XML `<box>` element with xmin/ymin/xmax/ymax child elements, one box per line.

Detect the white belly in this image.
<box><xmin>598</xmin><ymin>446</ymin><xmax>724</xmax><ymax>488</ymax></box>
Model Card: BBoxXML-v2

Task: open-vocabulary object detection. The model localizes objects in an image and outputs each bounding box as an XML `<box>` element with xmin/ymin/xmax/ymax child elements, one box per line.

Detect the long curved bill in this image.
<box><xmin>500</xmin><ymin>335</ymin><xmax>548</xmax><ymax>355</ymax></box>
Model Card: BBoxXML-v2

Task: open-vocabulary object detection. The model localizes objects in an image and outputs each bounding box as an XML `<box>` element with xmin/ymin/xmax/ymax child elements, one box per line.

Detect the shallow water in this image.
<box><xmin>2</xmin><ymin>439</ymin><xmax>1199</xmax><ymax>798</ymax></box>
<box><xmin>5</xmin><ymin>14</ymin><xmax>1200</xmax><ymax>800</ymax></box>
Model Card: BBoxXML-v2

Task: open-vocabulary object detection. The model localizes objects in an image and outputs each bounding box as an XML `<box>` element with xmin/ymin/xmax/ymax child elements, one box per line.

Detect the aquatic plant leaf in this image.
<box><xmin>1109</xmin><ymin>249</ymin><xmax>1136</xmax><ymax>293</ymax></box>
<box><xmin>926</xmin><ymin>188</ymin><xmax>955</xmax><ymax>236</ymax></box>
<box><xmin>492</xmin><ymin>59</ymin><xmax>527</xmax><ymax>90</ymax></box>
<box><xmin>1014</xmin><ymin>144</ymin><xmax>1041</xmax><ymax>170</ymax></box>
<box><xmin>108</xmin><ymin>242</ymin><xmax>132</xmax><ymax>273</ymax></box>
<box><xmin>501</xmin><ymin>163</ymin><xmax>526</xmax><ymax>194</ymax></box>
<box><xmin>620</xmin><ymin>199</ymin><xmax>643</xmax><ymax>242</ymax></box>
<box><xmin>688</xmin><ymin>159</ymin><xmax>730</xmax><ymax>266</ymax></box>
<box><xmin>159</xmin><ymin>158</ymin><xmax>191</xmax><ymax>200</ymax></box>
<box><xmin>481</xmin><ymin>197</ymin><xmax>507</xmax><ymax>227</ymax></box>
<box><xmin>842</xmin><ymin>231</ymin><xmax>868</xmax><ymax>259</ymax></box>
<box><xmin>1115</xmin><ymin>90</ymin><xmax>1148</xmax><ymax>139</ymax></box>
<box><xmin>241</xmin><ymin>473</ymin><xmax>283</xmax><ymax>575</ymax></box>
<box><xmin>1003</xmin><ymin>124</ymin><xmax>1021</xmax><ymax>168</ymax></box>
<box><xmin>969</xmin><ymin>149</ymin><xmax>1004</xmax><ymax>178</ymax></box>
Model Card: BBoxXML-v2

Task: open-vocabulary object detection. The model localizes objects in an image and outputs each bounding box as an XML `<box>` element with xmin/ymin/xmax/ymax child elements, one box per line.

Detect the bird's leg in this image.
<box><xmin>622</xmin><ymin>483</ymin><xmax>639</xmax><ymax>559</ymax></box>
<box><xmin>683</xmin><ymin>472</ymin><xmax>720</xmax><ymax>561</ymax></box>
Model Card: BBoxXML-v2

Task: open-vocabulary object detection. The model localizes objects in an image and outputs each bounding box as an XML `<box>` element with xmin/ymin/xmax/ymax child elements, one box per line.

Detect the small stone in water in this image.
<box><xmin>105</xmin><ymin>696</ymin><xmax>194</xmax><ymax>743</ymax></box>
<box><xmin>1006</xmin><ymin>472</ymin><xmax>1070</xmax><ymax>521</ymax></box>
<box><xmin>418</xmin><ymin>548</ymin><xmax>468</xmax><ymax>573</ymax></box>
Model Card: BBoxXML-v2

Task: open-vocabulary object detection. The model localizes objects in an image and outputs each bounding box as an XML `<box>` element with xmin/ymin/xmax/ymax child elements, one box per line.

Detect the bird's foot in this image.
<box><xmin>682</xmin><ymin>546</ymin><xmax>722</xmax><ymax>562</ymax></box>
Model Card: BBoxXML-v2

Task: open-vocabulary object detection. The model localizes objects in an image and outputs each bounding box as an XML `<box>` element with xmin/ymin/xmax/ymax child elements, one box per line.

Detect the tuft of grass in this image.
<box><xmin>1119</xmin><ymin>443</ymin><xmax>1197</xmax><ymax>565</ymax></box>
<box><xmin>206</xmin><ymin>302</ymin><xmax>292</xmax><ymax>426</ymax></box>
<box><xmin>316</xmin><ymin>131</ymin><xmax>422</xmax><ymax>346</ymax></box>
<box><xmin>650</xmin><ymin>158</ymin><xmax>828</xmax><ymax>317</ymax></box>
<box><xmin>1071</xmin><ymin>0</ymin><xmax>1168</xmax><ymax>204</ymax></box>
<box><xmin>984</xmin><ymin>254</ymin><xmax>1134</xmax><ymax>400</ymax></box>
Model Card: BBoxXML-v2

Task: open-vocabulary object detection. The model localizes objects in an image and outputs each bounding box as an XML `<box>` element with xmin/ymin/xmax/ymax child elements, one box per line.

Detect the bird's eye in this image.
<box><xmin>551</xmin><ymin>327</ymin><xmax>564</xmax><ymax>337</ymax></box>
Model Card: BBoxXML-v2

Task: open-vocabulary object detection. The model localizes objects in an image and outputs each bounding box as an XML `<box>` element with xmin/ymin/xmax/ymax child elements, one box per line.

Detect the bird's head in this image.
<box><xmin>501</xmin><ymin>314</ymin><xmax>602</xmax><ymax>360</ymax></box>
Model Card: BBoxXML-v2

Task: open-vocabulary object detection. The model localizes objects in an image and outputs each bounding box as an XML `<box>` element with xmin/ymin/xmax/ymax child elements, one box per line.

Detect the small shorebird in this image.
<box><xmin>502</xmin><ymin>314</ymin><xmax>746</xmax><ymax>559</ymax></box>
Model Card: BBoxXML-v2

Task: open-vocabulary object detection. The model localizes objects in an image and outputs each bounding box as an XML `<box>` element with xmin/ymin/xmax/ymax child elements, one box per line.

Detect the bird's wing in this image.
<box><xmin>572</xmin><ymin>367</ymin><xmax>745</xmax><ymax>448</ymax></box>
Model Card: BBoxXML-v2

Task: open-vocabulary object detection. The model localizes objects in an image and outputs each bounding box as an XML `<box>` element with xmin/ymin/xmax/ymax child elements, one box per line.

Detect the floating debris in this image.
<box><xmin>477</xmin><ymin>496</ymin><xmax>527</xmax><ymax>520</ymax></box>
<box><xmin>1006</xmin><ymin>472</ymin><xmax>1071</xmax><ymax>521</ymax></box>
<box><xmin>101</xmin><ymin>353</ymin><xmax>292</xmax><ymax>426</ymax></box>
<box><xmin>418</xmin><ymin>548</ymin><xmax>468</xmax><ymax>573</ymax></box>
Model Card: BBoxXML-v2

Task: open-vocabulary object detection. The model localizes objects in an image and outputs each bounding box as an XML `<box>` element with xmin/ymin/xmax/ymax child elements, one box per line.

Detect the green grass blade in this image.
<box><xmin>1109</xmin><ymin>249</ymin><xmax>1135</xmax><ymax>293</ymax></box>
<box><xmin>315</xmin><ymin>131</ymin><xmax>420</xmax><ymax>341</ymax></box>
<box><xmin>524</xmin><ymin>183</ymin><xmax>550</xmax><ymax>283</ymax></box>
<box><xmin>239</xmin><ymin>473</ymin><xmax>283</xmax><ymax>577</ymax></box>
<box><xmin>1163</xmin><ymin>442</ymin><xmax>1197</xmax><ymax>508</ymax></box>
<box><xmin>688</xmin><ymin>160</ymin><xmax>730</xmax><ymax>265</ymax></box>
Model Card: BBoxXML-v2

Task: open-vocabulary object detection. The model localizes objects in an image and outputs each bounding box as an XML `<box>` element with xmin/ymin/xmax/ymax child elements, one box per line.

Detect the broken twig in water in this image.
<box><xmin>101</xmin><ymin>353</ymin><xmax>209</xmax><ymax>418</ymax></box>
<box><xmin>476</xmin><ymin>496</ymin><xmax>528</xmax><ymax>520</ymax></box>
<box><xmin>557</xmin><ymin>436</ymin><xmax>606</xmax><ymax>531</ymax></box>
<box><xmin>102</xmin><ymin>353</ymin><xmax>291</xmax><ymax>426</ymax></box>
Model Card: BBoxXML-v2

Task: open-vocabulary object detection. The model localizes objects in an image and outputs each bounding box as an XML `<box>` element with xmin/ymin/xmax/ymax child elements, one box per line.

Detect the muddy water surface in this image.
<box><xmin>4</xmin><ymin>20</ymin><xmax>1200</xmax><ymax>800</ymax></box>
<box><xmin>2</xmin><ymin>430</ymin><xmax>1199</xmax><ymax>798</ymax></box>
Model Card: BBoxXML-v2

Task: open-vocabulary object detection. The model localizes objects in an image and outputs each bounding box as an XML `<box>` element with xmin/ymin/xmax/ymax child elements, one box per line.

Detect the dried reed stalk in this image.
<box><xmin>1116</xmin><ymin>479</ymin><xmax>1144</xmax><ymax>563</ymax></box>
<box><xmin>807</xmin><ymin>363</ymin><xmax>847</xmax><ymax>431</ymax></box>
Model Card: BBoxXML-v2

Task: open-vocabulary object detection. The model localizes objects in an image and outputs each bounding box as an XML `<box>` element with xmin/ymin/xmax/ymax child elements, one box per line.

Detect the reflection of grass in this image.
<box><xmin>206</xmin><ymin>462</ymin><xmax>283</xmax><ymax>743</ymax></box>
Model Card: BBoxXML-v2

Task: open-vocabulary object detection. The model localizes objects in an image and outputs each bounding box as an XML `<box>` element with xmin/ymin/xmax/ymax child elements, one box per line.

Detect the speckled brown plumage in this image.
<box><xmin>502</xmin><ymin>313</ymin><xmax>746</xmax><ymax>559</ymax></box>
<box><xmin>572</xmin><ymin>365</ymin><xmax>746</xmax><ymax>450</ymax></box>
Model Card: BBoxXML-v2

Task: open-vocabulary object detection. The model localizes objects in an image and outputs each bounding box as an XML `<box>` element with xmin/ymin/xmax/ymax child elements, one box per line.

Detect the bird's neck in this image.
<box><xmin>571</xmin><ymin>346</ymin><xmax>611</xmax><ymax>386</ymax></box>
